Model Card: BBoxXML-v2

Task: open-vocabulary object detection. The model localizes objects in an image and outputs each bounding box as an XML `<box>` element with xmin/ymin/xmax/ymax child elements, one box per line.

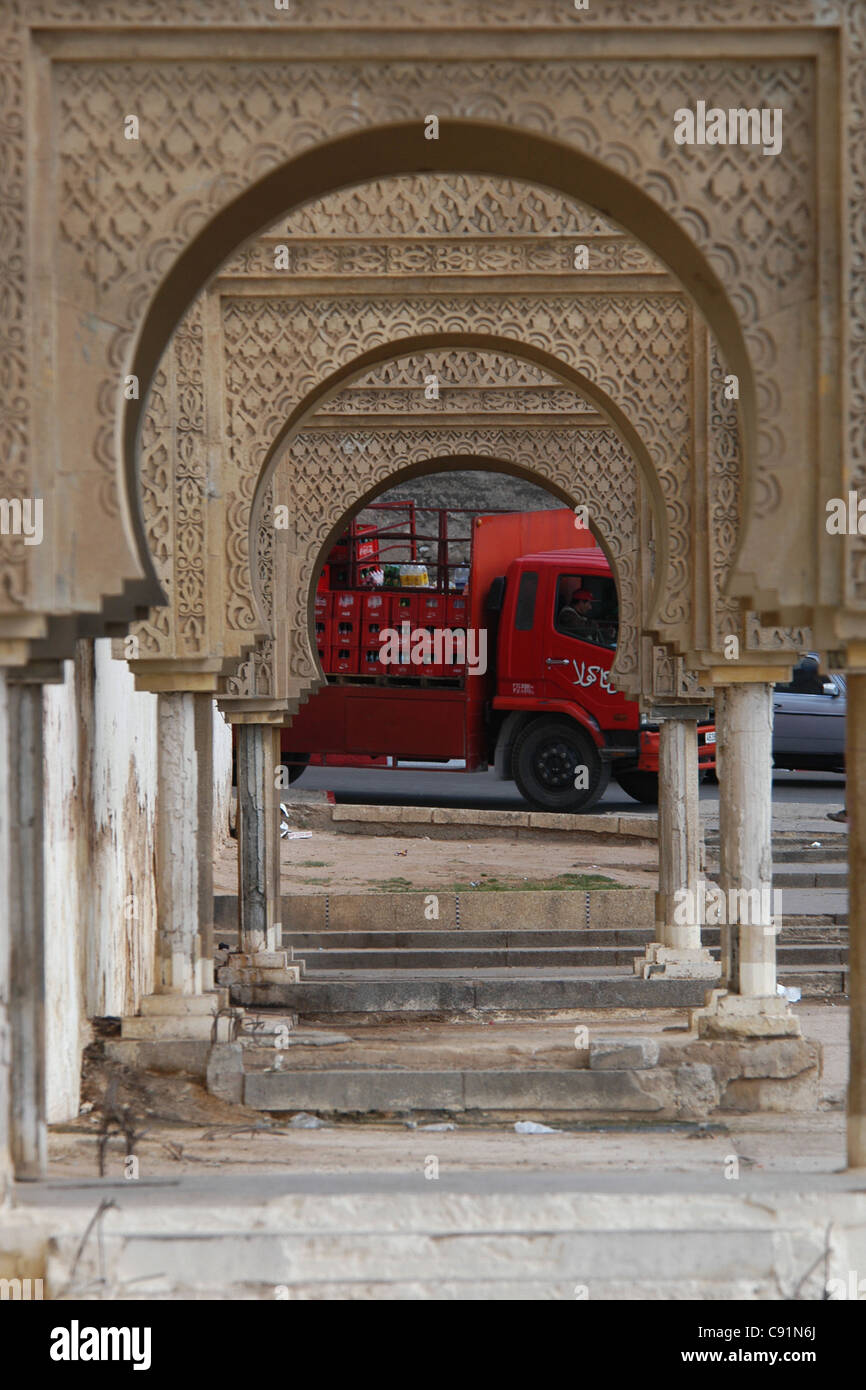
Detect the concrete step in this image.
<box><xmin>284</xmin><ymin>924</ymin><xmax>848</xmax><ymax>950</ymax></box>
<box><xmin>704</xmin><ymin>840</ymin><xmax>848</xmax><ymax>861</ymax></box>
<box><xmin>244</xmin><ymin>1065</ymin><xmax>711</xmax><ymax>1117</ymax></box>
<box><xmin>226</xmin><ymin>972</ymin><xmax>715</xmax><ymax>1013</ymax></box>
<box><xmin>284</xmin><ymin>929</ymin><xmax>657</xmax><ymax>950</ymax></box>
<box><xmin>770</xmin><ymin>865</ymin><xmax>848</xmax><ymax>888</ymax></box>
<box><xmin>779</xmin><ymin>965</ymin><xmax>848</xmax><ymax>997</ymax></box>
<box><xmin>37</xmin><ymin>1178</ymin><xmax>859</xmax><ymax>1300</ymax></box>
<box><xmin>295</xmin><ymin>946</ymin><xmax>646</xmax><ymax>969</ymax></box>
<box><xmin>706</xmin><ymin>864</ymin><xmax>848</xmax><ymax>888</ymax></box>
<box><xmin>289</xmin><ymin>943</ymin><xmax>847</xmax><ymax>970</ymax></box>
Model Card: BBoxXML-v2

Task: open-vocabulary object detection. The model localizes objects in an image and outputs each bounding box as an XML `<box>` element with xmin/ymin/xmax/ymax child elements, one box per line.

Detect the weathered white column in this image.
<box><xmin>216</xmin><ymin>719</ymin><xmax>301</xmax><ymax>1003</ymax></box>
<box><xmin>635</xmin><ymin>715</ymin><xmax>718</xmax><ymax>980</ymax></box>
<box><xmin>194</xmin><ymin>694</ymin><xmax>215</xmax><ymax>992</ymax></box>
<box><xmin>7</xmin><ymin>677</ymin><xmax>46</xmax><ymax>1179</ymax></box>
<box><xmin>694</xmin><ymin>682</ymin><xmax>797</xmax><ymax>1039</ymax></box>
<box><xmin>0</xmin><ymin>671</ymin><xmax>13</xmax><ymax>1193</ymax></box>
<box><xmin>115</xmin><ymin>689</ymin><xmax>234</xmax><ymax>1054</ymax></box>
<box><xmin>156</xmin><ymin>692</ymin><xmax>200</xmax><ymax>994</ymax></box>
<box><xmin>847</xmin><ymin>674</ymin><xmax>866</xmax><ymax>1167</ymax></box>
<box><xmin>237</xmin><ymin>722</ymin><xmax>280</xmax><ymax>954</ymax></box>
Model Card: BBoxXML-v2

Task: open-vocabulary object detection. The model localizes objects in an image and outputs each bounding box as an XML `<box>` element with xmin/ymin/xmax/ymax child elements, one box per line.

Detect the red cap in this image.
<box><xmin>571</xmin><ymin>589</ymin><xmax>593</xmax><ymax>602</ymax></box>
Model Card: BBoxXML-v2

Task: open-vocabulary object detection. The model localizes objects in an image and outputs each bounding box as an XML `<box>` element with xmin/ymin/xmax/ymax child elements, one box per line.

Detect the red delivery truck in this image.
<box><xmin>280</xmin><ymin>506</ymin><xmax>715</xmax><ymax>812</ymax></box>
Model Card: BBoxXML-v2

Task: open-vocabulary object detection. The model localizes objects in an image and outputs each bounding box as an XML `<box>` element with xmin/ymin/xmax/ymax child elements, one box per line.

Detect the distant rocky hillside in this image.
<box><xmin>358</xmin><ymin>468</ymin><xmax>560</xmax><ymax>573</ymax></box>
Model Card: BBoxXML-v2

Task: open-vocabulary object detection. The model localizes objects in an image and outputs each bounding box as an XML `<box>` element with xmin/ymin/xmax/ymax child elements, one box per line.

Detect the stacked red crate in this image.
<box><xmin>359</xmin><ymin>646</ymin><xmax>387</xmax><ymax>676</ymax></box>
<box><xmin>314</xmin><ymin>591</ymin><xmax>333</xmax><ymax>659</ymax></box>
<box><xmin>392</xmin><ymin>591</ymin><xmax>418</xmax><ymax>629</ymax></box>
<box><xmin>362</xmin><ymin>590</ymin><xmax>392</xmax><ymax>641</ymax></box>
<box><xmin>330</xmin><ymin>646</ymin><xmax>359</xmax><ymax>675</ymax></box>
<box><xmin>333</xmin><ymin>591</ymin><xmax>361</xmax><ymax>645</ymax></box>
<box><xmin>446</xmin><ymin>593</ymin><xmax>469</xmax><ymax>677</ymax></box>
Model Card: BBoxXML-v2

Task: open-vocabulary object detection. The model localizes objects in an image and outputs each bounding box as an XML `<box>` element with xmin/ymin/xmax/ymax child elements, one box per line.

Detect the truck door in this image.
<box><xmin>542</xmin><ymin>568</ymin><xmax>620</xmax><ymax>724</ymax></box>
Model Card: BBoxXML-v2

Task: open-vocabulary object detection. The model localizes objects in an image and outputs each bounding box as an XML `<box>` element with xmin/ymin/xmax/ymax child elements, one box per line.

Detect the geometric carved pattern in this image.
<box><xmin>4</xmin><ymin>1</ymin><xmax>857</xmax><ymax>682</ymax></box>
<box><xmin>220</xmin><ymin>291</ymin><xmax>693</xmax><ymax>658</ymax></box>
<box><xmin>43</xmin><ymin>40</ymin><xmax>816</xmax><ymax>649</ymax></box>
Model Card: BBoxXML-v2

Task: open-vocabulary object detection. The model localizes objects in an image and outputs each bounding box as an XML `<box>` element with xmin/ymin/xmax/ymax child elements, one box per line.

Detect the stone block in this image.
<box><xmin>121</xmin><ymin>1012</ymin><xmax>234</xmax><ymax>1042</ymax></box>
<box><xmin>217</xmin><ymin>963</ymin><xmax>303</xmax><ymax>988</ymax></box>
<box><xmin>431</xmin><ymin>807</ymin><xmax>528</xmax><ymax>827</ymax></box>
<box><xmin>590</xmin><ymin>889</ymin><xmax>654</xmax><ymax>928</ymax></box>
<box><xmin>528</xmin><ymin>812</ymin><xmax>606</xmax><ymax>832</ymax></box>
<box><xmin>656</xmin><ymin>1037</ymin><xmax>822</xmax><ymax>1114</ymax></box>
<box><xmin>104</xmin><ymin>1038</ymin><xmax>211</xmax><ymax>1077</ymax></box>
<box><xmin>615</xmin><ymin>816</ymin><xmax>658</xmax><ymax>839</ymax></box>
<box><xmin>244</xmin><ymin>1068</ymin><xmax>465</xmax><ymax>1113</ymax></box>
<box><xmin>634</xmin><ymin>943</ymin><xmax>721</xmax><ymax>980</ymax></box>
<box><xmin>674</xmin><ymin>1063</ymin><xmax>720</xmax><ymax>1118</ymax></box>
<box><xmin>721</xmin><ymin>1071</ymin><xmax>819</xmax><ymax>1113</ymax></box>
<box><xmin>140</xmin><ymin>991</ymin><xmax>229</xmax><ymax>1016</ymax></box>
<box><xmin>332</xmin><ymin>803</ymin><xmax>405</xmax><ymax>823</ymax></box>
<box><xmin>589</xmin><ymin>1036</ymin><xmax>659</xmax><ymax>1070</ymax></box>
<box><xmin>206</xmin><ymin>1043</ymin><xmax>245</xmax><ymax>1105</ymax></box>
<box><xmin>693</xmin><ymin>990</ymin><xmax>801</xmax><ymax>1040</ymax></box>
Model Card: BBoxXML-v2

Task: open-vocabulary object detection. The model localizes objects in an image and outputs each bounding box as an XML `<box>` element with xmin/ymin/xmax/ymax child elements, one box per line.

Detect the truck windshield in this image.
<box><xmin>554</xmin><ymin>574</ymin><xmax>618</xmax><ymax>650</ymax></box>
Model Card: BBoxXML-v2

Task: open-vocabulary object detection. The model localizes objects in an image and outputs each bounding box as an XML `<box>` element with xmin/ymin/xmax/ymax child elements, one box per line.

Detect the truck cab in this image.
<box><xmin>489</xmin><ymin>548</ymin><xmax>714</xmax><ymax>811</ymax></box>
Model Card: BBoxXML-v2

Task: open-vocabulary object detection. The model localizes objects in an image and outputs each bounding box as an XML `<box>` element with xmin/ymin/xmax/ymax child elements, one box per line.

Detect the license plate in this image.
<box><xmin>704</xmin><ymin>730</ymin><xmax>716</xmax><ymax>744</ymax></box>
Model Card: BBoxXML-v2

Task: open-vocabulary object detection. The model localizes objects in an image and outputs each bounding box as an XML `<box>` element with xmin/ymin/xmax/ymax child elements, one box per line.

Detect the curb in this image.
<box><xmin>291</xmin><ymin>800</ymin><xmax>659</xmax><ymax>842</ymax></box>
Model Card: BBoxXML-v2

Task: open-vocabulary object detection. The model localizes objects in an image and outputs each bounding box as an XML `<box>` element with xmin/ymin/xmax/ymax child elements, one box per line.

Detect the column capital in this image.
<box><xmin>708</xmin><ymin>666</ymin><xmax>789</xmax><ymax>684</ymax></box>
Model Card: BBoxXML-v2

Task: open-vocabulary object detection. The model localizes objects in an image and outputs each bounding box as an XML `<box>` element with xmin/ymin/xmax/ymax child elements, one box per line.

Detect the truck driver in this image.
<box><xmin>557</xmin><ymin>583</ymin><xmax>597</xmax><ymax>637</ymax></box>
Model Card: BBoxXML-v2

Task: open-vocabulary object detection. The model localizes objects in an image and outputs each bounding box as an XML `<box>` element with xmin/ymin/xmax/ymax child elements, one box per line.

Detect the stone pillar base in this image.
<box><xmin>634</xmin><ymin>943</ymin><xmax>720</xmax><ymax>981</ymax></box>
<box><xmin>216</xmin><ymin>950</ymin><xmax>303</xmax><ymax>989</ymax></box>
<box><xmin>120</xmin><ymin>989</ymin><xmax>238</xmax><ymax>1042</ymax></box>
<box><xmin>691</xmin><ymin>988</ymin><xmax>800</xmax><ymax>1040</ymax></box>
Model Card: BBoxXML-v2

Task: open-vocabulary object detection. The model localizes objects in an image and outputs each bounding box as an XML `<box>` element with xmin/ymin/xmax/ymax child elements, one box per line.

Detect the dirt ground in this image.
<box><xmin>213</xmin><ymin>827</ymin><xmax>658</xmax><ymax>896</ymax></box>
<box><xmin>48</xmin><ymin>1003</ymin><xmax>847</xmax><ymax>1183</ymax></box>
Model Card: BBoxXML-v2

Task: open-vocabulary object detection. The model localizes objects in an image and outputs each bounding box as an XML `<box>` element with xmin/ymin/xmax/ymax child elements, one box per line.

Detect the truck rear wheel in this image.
<box><xmin>614</xmin><ymin>770</ymin><xmax>659</xmax><ymax>804</ymax></box>
<box><xmin>512</xmin><ymin>718</ymin><xmax>610</xmax><ymax>813</ymax></box>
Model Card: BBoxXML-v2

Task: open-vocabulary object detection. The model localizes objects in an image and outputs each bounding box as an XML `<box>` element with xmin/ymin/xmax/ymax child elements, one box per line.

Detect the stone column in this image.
<box><xmin>635</xmin><ymin>714</ymin><xmax>718</xmax><ymax>980</ymax></box>
<box><xmin>237</xmin><ymin>722</ymin><xmax>280</xmax><ymax>954</ymax></box>
<box><xmin>694</xmin><ymin>682</ymin><xmax>796</xmax><ymax>1039</ymax></box>
<box><xmin>115</xmin><ymin>689</ymin><xmax>234</xmax><ymax>1056</ymax></box>
<box><xmin>194</xmin><ymin>694</ymin><xmax>215</xmax><ymax>991</ymax></box>
<box><xmin>847</xmin><ymin>674</ymin><xmax>866</xmax><ymax>1167</ymax></box>
<box><xmin>216</xmin><ymin>718</ymin><xmax>301</xmax><ymax>1004</ymax></box>
<box><xmin>7</xmin><ymin>677</ymin><xmax>46</xmax><ymax>1179</ymax></box>
<box><xmin>155</xmin><ymin>692</ymin><xmax>200</xmax><ymax>995</ymax></box>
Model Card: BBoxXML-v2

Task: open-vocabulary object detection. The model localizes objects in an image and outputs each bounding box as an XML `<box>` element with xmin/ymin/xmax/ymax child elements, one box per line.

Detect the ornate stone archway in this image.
<box><xmin>238</xmin><ymin>420</ymin><xmax>647</xmax><ymax>712</ymax></box>
<box><xmin>0</xmin><ymin>2</ymin><xmax>848</xmax><ymax>668</ymax></box>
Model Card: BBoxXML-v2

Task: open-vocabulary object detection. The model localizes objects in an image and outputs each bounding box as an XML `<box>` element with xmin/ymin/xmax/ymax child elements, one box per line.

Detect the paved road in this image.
<box><xmin>295</xmin><ymin>764</ymin><xmax>847</xmax><ymax>815</ymax></box>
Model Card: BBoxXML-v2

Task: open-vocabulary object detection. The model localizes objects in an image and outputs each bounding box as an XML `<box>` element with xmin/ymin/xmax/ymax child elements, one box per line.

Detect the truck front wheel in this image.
<box><xmin>614</xmin><ymin>770</ymin><xmax>659</xmax><ymax>804</ymax></box>
<box><xmin>512</xmin><ymin>718</ymin><xmax>611</xmax><ymax>813</ymax></box>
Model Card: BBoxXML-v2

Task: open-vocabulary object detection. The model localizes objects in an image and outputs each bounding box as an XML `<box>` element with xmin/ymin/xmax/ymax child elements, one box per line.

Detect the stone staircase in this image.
<box><xmin>216</xmin><ymin>922</ymin><xmax>847</xmax><ymax>1016</ymax></box>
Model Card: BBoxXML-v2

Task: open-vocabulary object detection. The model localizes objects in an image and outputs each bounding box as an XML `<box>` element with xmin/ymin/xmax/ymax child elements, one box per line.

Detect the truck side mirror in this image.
<box><xmin>823</xmin><ymin>680</ymin><xmax>840</xmax><ymax>697</ymax></box>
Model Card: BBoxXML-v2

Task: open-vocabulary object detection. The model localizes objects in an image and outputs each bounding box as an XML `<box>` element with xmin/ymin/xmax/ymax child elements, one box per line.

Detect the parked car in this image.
<box><xmin>772</xmin><ymin>655</ymin><xmax>846</xmax><ymax>773</ymax></box>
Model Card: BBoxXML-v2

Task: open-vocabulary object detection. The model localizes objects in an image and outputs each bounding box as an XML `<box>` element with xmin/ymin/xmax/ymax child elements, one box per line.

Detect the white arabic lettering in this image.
<box><xmin>571</xmin><ymin>660</ymin><xmax>613</xmax><ymax>692</ymax></box>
